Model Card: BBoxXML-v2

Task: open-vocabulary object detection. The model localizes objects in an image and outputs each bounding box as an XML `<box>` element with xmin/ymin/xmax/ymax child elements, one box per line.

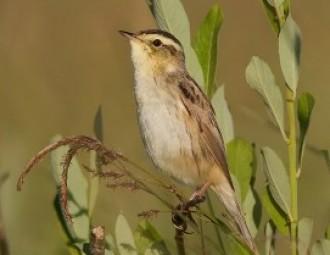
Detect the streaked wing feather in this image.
<box><xmin>178</xmin><ymin>75</ymin><xmax>233</xmax><ymax>186</ymax></box>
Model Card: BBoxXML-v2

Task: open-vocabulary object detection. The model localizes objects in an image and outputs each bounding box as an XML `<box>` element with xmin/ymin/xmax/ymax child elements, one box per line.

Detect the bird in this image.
<box><xmin>119</xmin><ymin>29</ymin><xmax>257</xmax><ymax>253</ymax></box>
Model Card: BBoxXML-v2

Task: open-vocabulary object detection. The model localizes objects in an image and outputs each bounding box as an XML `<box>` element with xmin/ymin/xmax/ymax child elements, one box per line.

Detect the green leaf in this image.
<box><xmin>145</xmin><ymin>248</ymin><xmax>161</xmax><ymax>255</ymax></box>
<box><xmin>147</xmin><ymin>0</ymin><xmax>204</xmax><ymax>88</ymax></box>
<box><xmin>115</xmin><ymin>214</ymin><xmax>138</xmax><ymax>255</ymax></box>
<box><xmin>227</xmin><ymin>138</ymin><xmax>254</xmax><ymax>201</ymax></box>
<box><xmin>243</xmin><ymin>188</ymin><xmax>261</xmax><ymax>238</ymax></box>
<box><xmin>298</xmin><ymin>218</ymin><xmax>314</xmax><ymax>255</ymax></box>
<box><xmin>105</xmin><ymin>250</ymin><xmax>115</xmax><ymax>255</ymax></box>
<box><xmin>134</xmin><ymin>220</ymin><xmax>170</xmax><ymax>255</ymax></box>
<box><xmin>222</xmin><ymin>231</ymin><xmax>253</xmax><ymax>255</ymax></box>
<box><xmin>322</xmin><ymin>150</ymin><xmax>330</xmax><ymax>173</ymax></box>
<box><xmin>261</xmin><ymin>186</ymin><xmax>289</xmax><ymax>235</ymax></box>
<box><xmin>261</xmin><ymin>0</ymin><xmax>290</xmax><ymax>34</ymax></box>
<box><xmin>88</xmin><ymin>151</ymin><xmax>99</xmax><ymax>218</ymax></box>
<box><xmin>297</xmin><ymin>93</ymin><xmax>315</xmax><ymax>174</ymax></box>
<box><xmin>245</xmin><ymin>57</ymin><xmax>286</xmax><ymax>140</ymax></box>
<box><xmin>279</xmin><ymin>15</ymin><xmax>301</xmax><ymax>94</ymax></box>
<box><xmin>326</xmin><ymin>224</ymin><xmax>330</xmax><ymax>239</ymax></box>
<box><xmin>211</xmin><ymin>86</ymin><xmax>234</xmax><ymax>144</ymax></box>
<box><xmin>50</xmin><ymin>135</ymin><xmax>90</xmax><ymax>242</ymax></box>
<box><xmin>192</xmin><ymin>4</ymin><xmax>223</xmax><ymax>97</ymax></box>
<box><xmin>105</xmin><ymin>233</ymin><xmax>116</xmax><ymax>255</ymax></box>
<box><xmin>311</xmin><ymin>240</ymin><xmax>330</xmax><ymax>255</ymax></box>
<box><xmin>261</xmin><ymin>147</ymin><xmax>291</xmax><ymax>218</ymax></box>
<box><xmin>94</xmin><ymin>105</ymin><xmax>104</xmax><ymax>142</ymax></box>
<box><xmin>264</xmin><ymin>221</ymin><xmax>275</xmax><ymax>255</ymax></box>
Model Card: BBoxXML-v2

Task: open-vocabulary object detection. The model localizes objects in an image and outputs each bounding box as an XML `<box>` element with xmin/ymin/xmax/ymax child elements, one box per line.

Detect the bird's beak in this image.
<box><xmin>119</xmin><ymin>30</ymin><xmax>135</xmax><ymax>39</ymax></box>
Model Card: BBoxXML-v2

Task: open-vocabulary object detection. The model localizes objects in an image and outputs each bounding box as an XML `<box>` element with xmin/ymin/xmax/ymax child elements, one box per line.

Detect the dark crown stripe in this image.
<box><xmin>138</xmin><ymin>29</ymin><xmax>182</xmax><ymax>48</ymax></box>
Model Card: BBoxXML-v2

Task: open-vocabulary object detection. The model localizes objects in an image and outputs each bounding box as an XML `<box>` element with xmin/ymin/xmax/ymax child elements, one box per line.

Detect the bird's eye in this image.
<box><xmin>152</xmin><ymin>39</ymin><xmax>162</xmax><ymax>47</ymax></box>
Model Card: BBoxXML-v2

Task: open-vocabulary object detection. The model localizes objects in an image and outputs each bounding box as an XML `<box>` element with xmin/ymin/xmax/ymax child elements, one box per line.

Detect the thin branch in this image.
<box><xmin>175</xmin><ymin>228</ymin><xmax>186</xmax><ymax>255</ymax></box>
<box><xmin>88</xmin><ymin>226</ymin><xmax>106</xmax><ymax>255</ymax></box>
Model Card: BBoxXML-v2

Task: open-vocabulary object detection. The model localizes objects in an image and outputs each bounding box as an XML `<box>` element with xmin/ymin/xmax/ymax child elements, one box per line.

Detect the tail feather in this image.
<box><xmin>211</xmin><ymin>182</ymin><xmax>258</xmax><ymax>254</ymax></box>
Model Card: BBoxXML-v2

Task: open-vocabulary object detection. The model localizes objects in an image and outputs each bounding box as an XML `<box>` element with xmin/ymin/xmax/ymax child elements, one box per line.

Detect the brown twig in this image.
<box><xmin>16</xmin><ymin>135</ymin><xmax>245</xmax><ymax>254</ymax></box>
<box><xmin>175</xmin><ymin>228</ymin><xmax>186</xmax><ymax>255</ymax></box>
<box><xmin>88</xmin><ymin>226</ymin><xmax>106</xmax><ymax>255</ymax></box>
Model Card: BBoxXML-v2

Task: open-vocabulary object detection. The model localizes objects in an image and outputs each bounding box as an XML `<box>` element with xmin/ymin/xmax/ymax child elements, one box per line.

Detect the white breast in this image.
<box><xmin>134</xmin><ymin>69</ymin><xmax>200</xmax><ymax>184</ymax></box>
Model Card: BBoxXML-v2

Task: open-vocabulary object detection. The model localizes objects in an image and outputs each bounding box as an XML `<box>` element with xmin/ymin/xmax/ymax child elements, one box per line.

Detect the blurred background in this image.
<box><xmin>0</xmin><ymin>0</ymin><xmax>329</xmax><ymax>254</ymax></box>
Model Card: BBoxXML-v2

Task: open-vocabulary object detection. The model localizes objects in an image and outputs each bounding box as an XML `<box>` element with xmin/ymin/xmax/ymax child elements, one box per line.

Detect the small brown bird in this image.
<box><xmin>120</xmin><ymin>29</ymin><xmax>257</xmax><ymax>253</ymax></box>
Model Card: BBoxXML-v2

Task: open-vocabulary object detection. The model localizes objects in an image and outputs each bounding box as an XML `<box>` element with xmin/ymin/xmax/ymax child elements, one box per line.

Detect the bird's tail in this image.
<box><xmin>211</xmin><ymin>181</ymin><xmax>258</xmax><ymax>254</ymax></box>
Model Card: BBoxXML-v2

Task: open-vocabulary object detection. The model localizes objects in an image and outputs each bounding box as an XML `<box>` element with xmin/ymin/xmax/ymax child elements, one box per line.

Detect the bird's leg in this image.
<box><xmin>185</xmin><ymin>181</ymin><xmax>211</xmax><ymax>209</ymax></box>
<box><xmin>172</xmin><ymin>182</ymin><xmax>211</xmax><ymax>233</ymax></box>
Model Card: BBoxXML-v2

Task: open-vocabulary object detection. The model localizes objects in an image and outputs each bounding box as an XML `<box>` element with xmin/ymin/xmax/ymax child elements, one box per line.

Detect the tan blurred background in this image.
<box><xmin>0</xmin><ymin>0</ymin><xmax>329</xmax><ymax>254</ymax></box>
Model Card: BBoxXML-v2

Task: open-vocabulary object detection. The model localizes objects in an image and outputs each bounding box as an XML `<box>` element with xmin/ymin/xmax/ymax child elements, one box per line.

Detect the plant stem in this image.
<box><xmin>286</xmin><ymin>89</ymin><xmax>298</xmax><ymax>255</ymax></box>
<box><xmin>274</xmin><ymin>4</ymin><xmax>299</xmax><ymax>255</ymax></box>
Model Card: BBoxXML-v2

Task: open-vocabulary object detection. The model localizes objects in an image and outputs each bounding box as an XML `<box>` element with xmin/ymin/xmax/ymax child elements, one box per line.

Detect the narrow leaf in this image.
<box><xmin>261</xmin><ymin>147</ymin><xmax>291</xmax><ymax>218</ymax></box>
<box><xmin>311</xmin><ymin>240</ymin><xmax>330</xmax><ymax>255</ymax></box>
<box><xmin>192</xmin><ymin>4</ymin><xmax>223</xmax><ymax>97</ymax></box>
<box><xmin>88</xmin><ymin>151</ymin><xmax>99</xmax><ymax>218</ymax></box>
<box><xmin>115</xmin><ymin>214</ymin><xmax>138</xmax><ymax>255</ymax></box>
<box><xmin>211</xmin><ymin>86</ymin><xmax>234</xmax><ymax>144</ymax></box>
<box><xmin>279</xmin><ymin>15</ymin><xmax>302</xmax><ymax>94</ymax></box>
<box><xmin>227</xmin><ymin>138</ymin><xmax>254</xmax><ymax>201</ymax></box>
<box><xmin>50</xmin><ymin>135</ymin><xmax>90</xmax><ymax>241</ymax></box>
<box><xmin>147</xmin><ymin>0</ymin><xmax>204</xmax><ymax>87</ymax></box>
<box><xmin>246</xmin><ymin>57</ymin><xmax>286</xmax><ymax>140</ymax></box>
<box><xmin>134</xmin><ymin>220</ymin><xmax>170</xmax><ymax>255</ymax></box>
<box><xmin>94</xmin><ymin>105</ymin><xmax>104</xmax><ymax>142</ymax></box>
<box><xmin>326</xmin><ymin>224</ymin><xmax>330</xmax><ymax>239</ymax></box>
<box><xmin>145</xmin><ymin>248</ymin><xmax>161</xmax><ymax>255</ymax></box>
<box><xmin>298</xmin><ymin>218</ymin><xmax>314</xmax><ymax>255</ymax></box>
<box><xmin>322</xmin><ymin>150</ymin><xmax>330</xmax><ymax>173</ymax></box>
<box><xmin>261</xmin><ymin>0</ymin><xmax>290</xmax><ymax>34</ymax></box>
<box><xmin>261</xmin><ymin>186</ymin><xmax>289</xmax><ymax>235</ymax></box>
<box><xmin>105</xmin><ymin>233</ymin><xmax>116</xmax><ymax>255</ymax></box>
<box><xmin>297</xmin><ymin>93</ymin><xmax>315</xmax><ymax>175</ymax></box>
<box><xmin>265</xmin><ymin>221</ymin><xmax>275</xmax><ymax>255</ymax></box>
<box><xmin>243</xmin><ymin>188</ymin><xmax>261</xmax><ymax>238</ymax></box>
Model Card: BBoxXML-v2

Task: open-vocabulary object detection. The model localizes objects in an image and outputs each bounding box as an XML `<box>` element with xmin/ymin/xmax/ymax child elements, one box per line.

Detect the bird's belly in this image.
<box><xmin>135</xmin><ymin>88</ymin><xmax>200</xmax><ymax>185</ymax></box>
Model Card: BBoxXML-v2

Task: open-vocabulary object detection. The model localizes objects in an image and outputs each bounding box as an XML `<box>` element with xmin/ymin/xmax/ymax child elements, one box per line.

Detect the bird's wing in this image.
<box><xmin>177</xmin><ymin>75</ymin><xmax>233</xmax><ymax>187</ymax></box>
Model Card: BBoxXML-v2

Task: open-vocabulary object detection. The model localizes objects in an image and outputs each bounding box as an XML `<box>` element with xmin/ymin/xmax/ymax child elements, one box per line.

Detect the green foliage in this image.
<box><xmin>264</xmin><ymin>221</ymin><xmax>275</xmax><ymax>255</ymax></box>
<box><xmin>94</xmin><ymin>105</ymin><xmax>104</xmax><ymax>142</ymax></box>
<box><xmin>261</xmin><ymin>0</ymin><xmax>290</xmax><ymax>34</ymax></box>
<box><xmin>211</xmin><ymin>86</ymin><xmax>234</xmax><ymax>144</ymax></box>
<box><xmin>245</xmin><ymin>56</ymin><xmax>287</xmax><ymax>140</ymax></box>
<box><xmin>115</xmin><ymin>214</ymin><xmax>138</xmax><ymax>255</ymax></box>
<box><xmin>146</xmin><ymin>0</ymin><xmax>204</xmax><ymax>87</ymax></box>
<box><xmin>279</xmin><ymin>14</ymin><xmax>301</xmax><ymax>94</ymax></box>
<box><xmin>261</xmin><ymin>187</ymin><xmax>289</xmax><ymax>235</ymax></box>
<box><xmin>261</xmin><ymin>147</ymin><xmax>291</xmax><ymax>218</ymax></box>
<box><xmin>298</xmin><ymin>218</ymin><xmax>314</xmax><ymax>255</ymax></box>
<box><xmin>51</xmin><ymin>135</ymin><xmax>90</xmax><ymax>244</ymax></box>
<box><xmin>227</xmin><ymin>138</ymin><xmax>254</xmax><ymax>201</ymax></box>
<box><xmin>243</xmin><ymin>188</ymin><xmax>261</xmax><ymax>238</ymax></box>
<box><xmin>311</xmin><ymin>240</ymin><xmax>330</xmax><ymax>255</ymax></box>
<box><xmin>297</xmin><ymin>93</ymin><xmax>315</xmax><ymax>173</ymax></box>
<box><xmin>326</xmin><ymin>224</ymin><xmax>330</xmax><ymax>239</ymax></box>
<box><xmin>134</xmin><ymin>220</ymin><xmax>170</xmax><ymax>255</ymax></box>
<box><xmin>192</xmin><ymin>4</ymin><xmax>223</xmax><ymax>97</ymax></box>
<box><xmin>322</xmin><ymin>150</ymin><xmax>330</xmax><ymax>172</ymax></box>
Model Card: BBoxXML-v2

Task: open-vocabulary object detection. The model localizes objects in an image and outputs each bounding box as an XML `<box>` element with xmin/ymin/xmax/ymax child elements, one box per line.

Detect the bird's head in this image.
<box><xmin>119</xmin><ymin>29</ymin><xmax>185</xmax><ymax>75</ymax></box>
